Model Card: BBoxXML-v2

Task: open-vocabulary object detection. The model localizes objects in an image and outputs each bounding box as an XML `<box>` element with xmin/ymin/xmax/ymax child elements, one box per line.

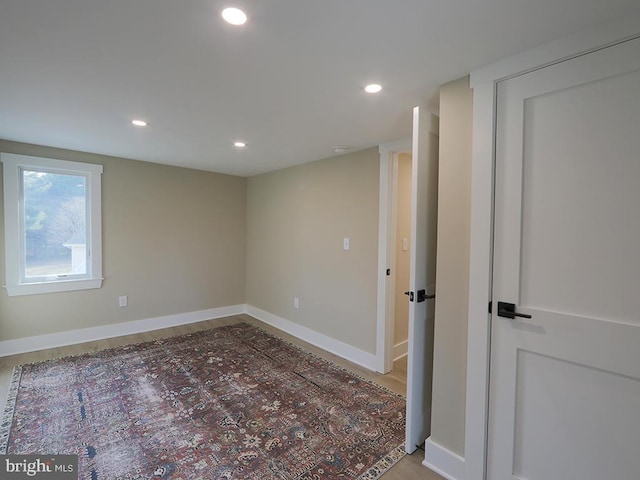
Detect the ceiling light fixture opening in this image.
<box><xmin>333</xmin><ymin>145</ymin><xmax>351</xmax><ymax>154</ymax></box>
<box><xmin>222</xmin><ymin>7</ymin><xmax>248</xmax><ymax>25</ymax></box>
<box><xmin>131</xmin><ymin>120</ymin><xmax>148</xmax><ymax>127</ymax></box>
<box><xmin>364</xmin><ymin>83</ymin><xmax>382</xmax><ymax>94</ymax></box>
<box><xmin>233</xmin><ymin>141</ymin><xmax>247</xmax><ymax>148</ymax></box>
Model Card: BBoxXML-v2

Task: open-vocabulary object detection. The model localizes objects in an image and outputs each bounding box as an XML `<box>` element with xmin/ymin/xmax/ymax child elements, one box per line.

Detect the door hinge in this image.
<box><xmin>488</xmin><ymin>301</ymin><xmax>492</xmax><ymax>314</ymax></box>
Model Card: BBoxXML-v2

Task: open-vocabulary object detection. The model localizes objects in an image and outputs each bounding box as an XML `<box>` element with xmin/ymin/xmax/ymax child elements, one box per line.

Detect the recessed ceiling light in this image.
<box><xmin>222</xmin><ymin>7</ymin><xmax>247</xmax><ymax>25</ymax></box>
<box><xmin>364</xmin><ymin>84</ymin><xmax>382</xmax><ymax>94</ymax></box>
<box><xmin>131</xmin><ymin>119</ymin><xmax>148</xmax><ymax>127</ymax></box>
<box><xmin>233</xmin><ymin>141</ymin><xmax>247</xmax><ymax>148</ymax></box>
<box><xmin>333</xmin><ymin>145</ymin><xmax>351</xmax><ymax>154</ymax></box>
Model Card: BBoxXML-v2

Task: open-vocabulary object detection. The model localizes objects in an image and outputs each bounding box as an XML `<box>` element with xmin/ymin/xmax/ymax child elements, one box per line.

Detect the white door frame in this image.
<box><xmin>376</xmin><ymin>138</ymin><xmax>411</xmax><ymax>373</ymax></box>
<box><xmin>465</xmin><ymin>15</ymin><xmax>640</xmax><ymax>480</ymax></box>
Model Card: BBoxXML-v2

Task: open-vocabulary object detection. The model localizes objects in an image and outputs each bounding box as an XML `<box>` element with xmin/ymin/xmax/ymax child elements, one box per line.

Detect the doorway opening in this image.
<box><xmin>378</xmin><ymin>110</ymin><xmax>439</xmax><ymax>453</ymax></box>
<box><xmin>375</xmin><ymin>114</ymin><xmax>439</xmax><ymax>385</ymax></box>
<box><xmin>390</xmin><ymin>152</ymin><xmax>412</xmax><ymax>384</ymax></box>
<box><xmin>376</xmin><ymin>139</ymin><xmax>411</xmax><ymax>377</ymax></box>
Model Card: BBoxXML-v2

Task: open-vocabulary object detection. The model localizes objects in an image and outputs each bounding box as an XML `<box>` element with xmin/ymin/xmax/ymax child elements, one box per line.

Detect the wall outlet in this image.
<box><xmin>118</xmin><ymin>295</ymin><xmax>128</xmax><ymax>308</ymax></box>
<box><xmin>343</xmin><ymin>237</ymin><xmax>350</xmax><ymax>250</ymax></box>
<box><xmin>294</xmin><ymin>297</ymin><xmax>299</xmax><ymax>309</ymax></box>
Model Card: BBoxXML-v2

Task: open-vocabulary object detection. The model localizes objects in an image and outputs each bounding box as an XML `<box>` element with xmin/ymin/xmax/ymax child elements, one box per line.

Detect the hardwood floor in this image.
<box><xmin>0</xmin><ymin>314</ymin><xmax>443</xmax><ymax>480</ymax></box>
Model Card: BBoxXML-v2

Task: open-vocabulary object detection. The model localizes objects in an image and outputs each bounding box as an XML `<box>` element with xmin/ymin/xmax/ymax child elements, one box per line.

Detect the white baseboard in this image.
<box><xmin>0</xmin><ymin>304</ymin><xmax>245</xmax><ymax>357</ymax></box>
<box><xmin>423</xmin><ymin>437</ymin><xmax>466</xmax><ymax>480</ymax></box>
<box><xmin>245</xmin><ymin>305</ymin><xmax>378</xmax><ymax>371</ymax></box>
<box><xmin>393</xmin><ymin>339</ymin><xmax>408</xmax><ymax>360</ymax></box>
<box><xmin>1</xmin><ymin>304</ymin><xmax>379</xmax><ymax>374</ymax></box>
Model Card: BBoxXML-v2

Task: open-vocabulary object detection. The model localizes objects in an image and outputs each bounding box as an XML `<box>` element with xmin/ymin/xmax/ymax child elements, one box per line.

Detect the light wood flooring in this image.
<box><xmin>0</xmin><ymin>314</ymin><xmax>443</xmax><ymax>480</ymax></box>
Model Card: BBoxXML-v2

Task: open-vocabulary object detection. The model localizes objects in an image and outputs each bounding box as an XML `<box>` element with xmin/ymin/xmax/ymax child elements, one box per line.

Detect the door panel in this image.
<box><xmin>513</xmin><ymin>350</ymin><xmax>640</xmax><ymax>479</ymax></box>
<box><xmin>405</xmin><ymin>106</ymin><xmax>438</xmax><ymax>453</ymax></box>
<box><xmin>520</xmin><ymin>69</ymin><xmax>640</xmax><ymax>323</ymax></box>
<box><xmin>489</xmin><ymin>37</ymin><xmax>640</xmax><ymax>479</ymax></box>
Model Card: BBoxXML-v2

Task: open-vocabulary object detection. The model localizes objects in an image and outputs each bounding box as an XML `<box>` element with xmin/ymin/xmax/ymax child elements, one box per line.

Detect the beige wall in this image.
<box><xmin>246</xmin><ymin>148</ymin><xmax>380</xmax><ymax>353</ymax></box>
<box><xmin>0</xmin><ymin>140</ymin><xmax>247</xmax><ymax>342</ymax></box>
<box><xmin>430</xmin><ymin>76</ymin><xmax>473</xmax><ymax>455</ymax></box>
<box><xmin>393</xmin><ymin>153</ymin><xmax>411</xmax><ymax>346</ymax></box>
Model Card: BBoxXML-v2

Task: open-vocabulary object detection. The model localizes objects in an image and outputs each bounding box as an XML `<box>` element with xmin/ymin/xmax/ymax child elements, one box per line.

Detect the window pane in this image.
<box><xmin>22</xmin><ymin>170</ymin><xmax>87</xmax><ymax>278</ymax></box>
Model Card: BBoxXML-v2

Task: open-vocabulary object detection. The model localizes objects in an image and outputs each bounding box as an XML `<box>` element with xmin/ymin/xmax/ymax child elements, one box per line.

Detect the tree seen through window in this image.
<box><xmin>23</xmin><ymin>170</ymin><xmax>87</xmax><ymax>277</ymax></box>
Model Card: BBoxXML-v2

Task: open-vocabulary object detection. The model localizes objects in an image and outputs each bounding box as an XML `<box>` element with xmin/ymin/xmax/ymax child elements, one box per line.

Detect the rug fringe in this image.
<box><xmin>357</xmin><ymin>444</ymin><xmax>406</xmax><ymax>479</ymax></box>
<box><xmin>0</xmin><ymin>365</ymin><xmax>23</xmax><ymax>454</ymax></box>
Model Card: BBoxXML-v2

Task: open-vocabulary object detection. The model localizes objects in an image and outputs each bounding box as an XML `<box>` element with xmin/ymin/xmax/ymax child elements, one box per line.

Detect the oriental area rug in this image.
<box><xmin>0</xmin><ymin>323</ymin><xmax>405</xmax><ymax>479</ymax></box>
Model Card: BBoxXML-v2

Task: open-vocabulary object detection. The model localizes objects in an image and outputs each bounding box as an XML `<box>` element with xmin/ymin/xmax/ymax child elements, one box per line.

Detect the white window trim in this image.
<box><xmin>2</xmin><ymin>153</ymin><xmax>103</xmax><ymax>296</ymax></box>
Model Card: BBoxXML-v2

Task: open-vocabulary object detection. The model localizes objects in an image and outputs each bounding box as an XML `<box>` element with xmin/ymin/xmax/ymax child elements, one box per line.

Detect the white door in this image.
<box><xmin>489</xmin><ymin>37</ymin><xmax>640</xmax><ymax>479</ymax></box>
<box><xmin>405</xmin><ymin>106</ymin><xmax>438</xmax><ymax>453</ymax></box>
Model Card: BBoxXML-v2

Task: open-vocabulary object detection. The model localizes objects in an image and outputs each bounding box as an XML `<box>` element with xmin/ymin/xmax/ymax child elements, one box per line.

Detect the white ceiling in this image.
<box><xmin>1</xmin><ymin>1</ymin><xmax>637</xmax><ymax>177</ymax></box>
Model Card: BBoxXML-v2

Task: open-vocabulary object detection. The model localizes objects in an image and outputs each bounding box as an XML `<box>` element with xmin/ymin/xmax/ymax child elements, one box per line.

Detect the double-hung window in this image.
<box><xmin>2</xmin><ymin>153</ymin><xmax>103</xmax><ymax>296</ymax></box>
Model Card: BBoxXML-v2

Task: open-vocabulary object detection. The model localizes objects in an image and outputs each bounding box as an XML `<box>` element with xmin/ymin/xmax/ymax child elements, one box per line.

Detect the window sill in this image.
<box><xmin>5</xmin><ymin>278</ymin><xmax>103</xmax><ymax>297</ymax></box>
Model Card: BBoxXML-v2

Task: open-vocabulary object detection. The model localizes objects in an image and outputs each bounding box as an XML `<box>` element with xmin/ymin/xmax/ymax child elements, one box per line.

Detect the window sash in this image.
<box><xmin>19</xmin><ymin>167</ymin><xmax>91</xmax><ymax>284</ymax></box>
<box><xmin>2</xmin><ymin>153</ymin><xmax>103</xmax><ymax>296</ymax></box>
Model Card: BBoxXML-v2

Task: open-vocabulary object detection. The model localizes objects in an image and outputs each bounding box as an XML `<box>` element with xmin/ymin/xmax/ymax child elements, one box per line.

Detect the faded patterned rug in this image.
<box><xmin>0</xmin><ymin>323</ymin><xmax>405</xmax><ymax>479</ymax></box>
